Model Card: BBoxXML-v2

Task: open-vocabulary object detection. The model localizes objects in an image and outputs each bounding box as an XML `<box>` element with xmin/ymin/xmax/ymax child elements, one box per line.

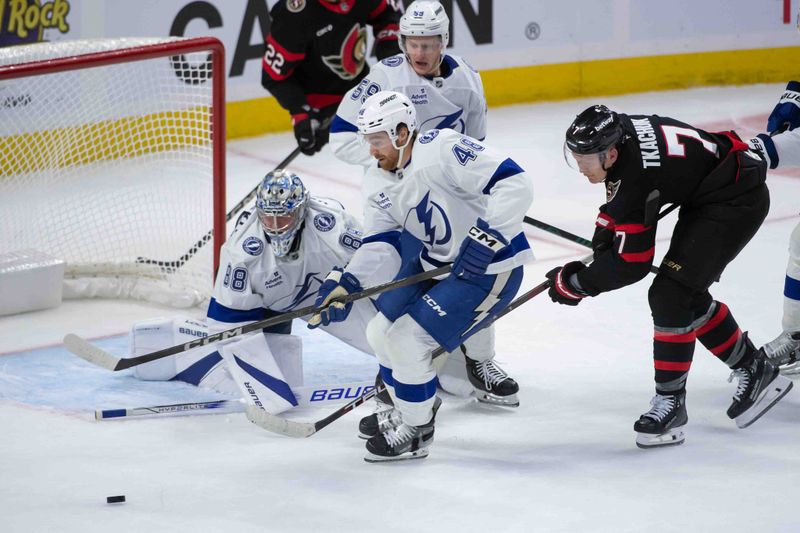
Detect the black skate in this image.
<box><xmin>727</xmin><ymin>350</ymin><xmax>793</xmax><ymax>428</ymax></box>
<box><xmin>359</xmin><ymin>396</ymin><xmax>441</xmax><ymax>439</ymax></box>
<box><xmin>364</xmin><ymin>421</ymin><xmax>435</xmax><ymax>463</ymax></box>
<box><xmin>634</xmin><ymin>392</ymin><xmax>687</xmax><ymax>449</ymax></box>
<box><xmin>465</xmin><ymin>356</ymin><xmax>519</xmax><ymax>407</ymax></box>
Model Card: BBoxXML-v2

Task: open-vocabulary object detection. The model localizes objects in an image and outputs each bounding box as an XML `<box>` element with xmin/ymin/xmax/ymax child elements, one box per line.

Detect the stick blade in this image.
<box><xmin>63</xmin><ymin>334</ymin><xmax>122</xmax><ymax>371</ymax></box>
<box><xmin>245</xmin><ymin>404</ymin><xmax>316</xmax><ymax>438</ymax></box>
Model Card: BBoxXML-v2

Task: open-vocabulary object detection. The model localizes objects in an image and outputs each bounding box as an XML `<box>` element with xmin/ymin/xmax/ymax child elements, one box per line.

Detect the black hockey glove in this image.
<box><xmin>291</xmin><ymin>106</ymin><xmax>325</xmax><ymax>156</ymax></box>
<box><xmin>546</xmin><ymin>261</ymin><xmax>588</xmax><ymax>306</ymax></box>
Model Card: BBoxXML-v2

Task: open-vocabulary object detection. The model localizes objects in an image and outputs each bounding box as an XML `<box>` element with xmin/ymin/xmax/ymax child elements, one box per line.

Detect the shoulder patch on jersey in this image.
<box><xmin>606</xmin><ymin>179</ymin><xmax>622</xmax><ymax>203</ymax></box>
<box><xmin>339</xmin><ymin>227</ymin><xmax>362</xmax><ymax>252</ymax></box>
<box><xmin>375</xmin><ymin>191</ymin><xmax>393</xmax><ymax>209</ymax></box>
<box><xmin>286</xmin><ymin>0</ymin><xmax>305</xmax><ymax>13</ymax></box>
<box><xmin>460</xmin><ymin>137</ymin><xmax>485</xmax><ymax>151</ymax></box>
<box><xmin>418</xmin><ymin>129</ymin><xmax>440</xmax><ymax>144</ymax></box>
<box><xmin>242</xmin><ymin>236</ymin><xmax>265</xmax><ymax>256</ymax></box>
<box><xmin>313</xmin><ymin>212</ymin><xmax>336</xmax><ymax>232</ymax></box>
<box><xmin>381</xmin><ymin>56</ymin><xmax>404</xmax><ymax>67</ymax></box>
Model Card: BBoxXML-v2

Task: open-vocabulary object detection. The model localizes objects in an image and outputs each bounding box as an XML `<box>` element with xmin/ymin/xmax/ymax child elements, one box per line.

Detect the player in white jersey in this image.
<box><xmin>329</xmin><ymin>0</ymin><xmax>487</xmax><ymax>168</ymax></box>
<box><xmin>327</xmin><ymin>0</ymin><xmax>518</xmax><ymax>412</ymax></box>
<box><xmin>130</xmin><ymin>170</ymin><xmax>475</xmax><ymax>414</ymax></box>
<box><xmin>748</xmin><ymin>81</ymin><xmax>800</xmax><ymax>375</ymax></box>
<box><xmin>309</xmin><ymin>91</ymin><xmax>533</xmax><ymax>462</ymax></box>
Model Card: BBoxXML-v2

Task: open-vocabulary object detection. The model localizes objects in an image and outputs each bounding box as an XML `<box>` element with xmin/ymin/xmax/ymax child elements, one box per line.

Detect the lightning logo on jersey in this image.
<box><xmin>405</xmin><ymin>191</ymin><xmax>452</xmax><ymax>246</ymax></box>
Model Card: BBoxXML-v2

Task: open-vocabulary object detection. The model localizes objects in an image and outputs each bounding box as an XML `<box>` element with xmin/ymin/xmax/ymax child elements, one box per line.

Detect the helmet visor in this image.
<box><xmin>362</xmin><ymin>131</ymin><xmax>395</xmax><ymax>149</ymax></box>
<box><xmin>563</xmin><ymin>141</ymin><xmax>608</xmax><ymax>172</ymax></box>
<box><xmin>257</xmin><ymin>211</ymin><xmax>300</xmax><ymax>236</ymax></box>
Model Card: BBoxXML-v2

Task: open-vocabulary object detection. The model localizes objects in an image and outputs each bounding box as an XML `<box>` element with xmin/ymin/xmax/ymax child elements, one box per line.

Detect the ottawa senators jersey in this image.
<box><xmin>578</xmin><ymin>114</ymin><xmax>766</xmax><ymax>295</ymax></box>
<box><xmin>262</xmin><ymin>0</ymin><xmax>401</xmax><ymax>112</ymax></box>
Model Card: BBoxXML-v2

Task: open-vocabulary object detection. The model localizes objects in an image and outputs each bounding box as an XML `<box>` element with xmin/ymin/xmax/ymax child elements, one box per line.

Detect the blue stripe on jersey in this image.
<box><xmin>330</xmin><ymin>114</ymin><xmax>358</xmax><ymax>133</ymax></box>
<box><xmin>785</xmin><ymin>275</ymin><xmax>800</xmax><ymax>301</ymax></box>
<box><xmin>171</xmin><ymin>351</ymin><xmax>223</xmax><ymax>386</ymax></box>
<box><xmin>492</xmin><ymin>232</ymin><xmax>531</xmax><ymax>263</ymax></box>
<box><xmin>394</xmin><ymin>376</ymin><xmax>438</xmax><ymax>403</ymax></box>
<box><xmin>234</xmin><ymin>355</ymin><xmax>298</xmax><ymax>407</ymax></box>
<box><xmin>379</xmin><ymin>365</ymin><xmax>395</xmax><ymax>387</ymax></box>
<box><xmin>363</xmin><ymin>230</ymin><xmax>402</xmax><ymax>256</ymax></box>
<box><xmin>421</xmin><ymin>247</ymin><xmax>448</xmax><ymax>268</ymax></box>
<box><xmin>482</xmin><ymin>158</ymin><xmax>525</xmax><ymax>194</ymax></box>
<box><xmin>441</xmin><ymin>54</ymin><xmax>459</xmax><ymax>78</ymax></box>
<box><xmin>207</xmin><ymin>298</ymin><xmax>265</xmax><ymax>323</ymax></box>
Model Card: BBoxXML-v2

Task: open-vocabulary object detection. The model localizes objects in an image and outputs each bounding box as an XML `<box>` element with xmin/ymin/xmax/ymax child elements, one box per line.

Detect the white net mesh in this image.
<box><xmin>0</xmin><ymin>37</ymin><xmax>223</xmax><ymax>308</ymax></box>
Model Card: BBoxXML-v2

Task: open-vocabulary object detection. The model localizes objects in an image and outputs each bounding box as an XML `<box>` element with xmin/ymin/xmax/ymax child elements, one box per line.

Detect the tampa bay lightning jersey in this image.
<box><xmin>344</xmin><ymin>128</ymin><xmax>533</xmax><ymax>281</ymax></box>
<box><xmin>207</xmin><ymin>198</ymin><xmax>365</xmax><ymax>334</ymax></box>
<box><xmin>329</xmin><ymin>53</ymin><xmax>487</xmax><ymax>167</ymax></box>
<box><xmin>771</xmin><ymin>128</ymin><xmax>800</xmax><ymax>168</ymax></box>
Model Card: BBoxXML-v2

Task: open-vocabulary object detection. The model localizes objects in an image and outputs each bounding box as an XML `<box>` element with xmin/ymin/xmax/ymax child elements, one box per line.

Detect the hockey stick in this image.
<box><xmin>135</xmin><ymin>146</ymin><xmax>303</xmax><ymax>271</ymax></box>
<box><xmin>245</xmin><ymin>256</ymin><xmax>592</xmax><ymax>438</ymax></box>
<box><xmin>64</xmin><ymin>265</ymin><xmax>451</xmax><ymax>372</ymax></box>
<box><xmin>97</xmin><ymin>380</ymin><xmax>374</xmax><ymax>420</ymax></box>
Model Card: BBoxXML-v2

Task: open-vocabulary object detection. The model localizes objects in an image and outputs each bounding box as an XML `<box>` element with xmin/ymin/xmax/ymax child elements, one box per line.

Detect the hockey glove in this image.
<box><xmin>767</xmin><ymin>81</ymin><xmax>800</xmax><ymax>134</ymax></box>
<box><xmin>546</xmin><ymin>261</ymin><xmax>588</xmax><ymax>306</ymax></box>
<box><xmin>307</xmin><ymin>268</ymin><xmax>363</xmax><ymax>329</ymax></box>
<box><xmin>452</xmin><ymin>218</ymin><xmax>507</xmax><ymax>280</ymax></box>
<box><xmin>748</xmin><ymin>134</ymin><xmax>778</xmax><ymax>170</ymax></box>
<box><xmin>292</xmin><ymin>105</ymin><xmax>324</xmax><ymax>156</ymax></box>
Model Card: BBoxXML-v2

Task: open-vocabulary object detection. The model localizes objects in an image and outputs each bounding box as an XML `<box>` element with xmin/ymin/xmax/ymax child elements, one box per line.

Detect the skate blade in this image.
<box><xmin>364</xmin><ymin>448</ymin><xmax>429</xmax><ymax>463</ymax></box>
<box><xmin>735</xmin><ymin>377</ymin><xmax>793</xmax><ymax>429</ymax></box>
<box><xmin>476</xmin><ymin>392</ymin><xmax>520</xmax><ymax>408</ymax></box>
<box><xmin>635</xmin><ymin>427</ymin><xmax>686</xmax><ymax>449</ymax></box>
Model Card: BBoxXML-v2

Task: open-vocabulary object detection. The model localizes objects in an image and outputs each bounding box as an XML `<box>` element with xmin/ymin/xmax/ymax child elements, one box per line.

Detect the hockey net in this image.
<box><xmin>0</xmin><ymin>37</ymin><xmax>226</xmax><ymax>308</ymax></box>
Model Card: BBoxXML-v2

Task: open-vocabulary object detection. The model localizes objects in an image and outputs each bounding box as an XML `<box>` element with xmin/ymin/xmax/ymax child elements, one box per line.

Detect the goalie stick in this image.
<box><xmin>96</xmin><ymin>380</ymin><xmax>374</xmax><ymax>420</ymax></box>
<box><xmin>244</xmin><ymin>255</ymin><xmax>594</xmax><ymax>438</ymax></box>
<box><xmin>64</xmin><ymin>265</ymin><xmax>451</xmax><ymax>372</ymax></box>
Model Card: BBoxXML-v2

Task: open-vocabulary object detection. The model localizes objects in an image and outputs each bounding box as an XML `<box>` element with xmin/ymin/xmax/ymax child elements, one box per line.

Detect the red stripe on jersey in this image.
<box><xmin>620</xmin><ymin>248</ymin><xmax>655</xmax><ymax>263</ymax></box>
<box><xmin>695</xmin><ymin>302</ymin><xmax>729</xmax><ymax>336</ymax></box>
<box><xmin>266</xmin><ymin>35</ymin><xmax>305</xmax><ymax>62</ymax></box>
<box><xmin>368</xmin><ymin>0</ymin><xmax>388</xmax><ymax>20</ymax></box>
<box><xmin>318</xmin><ymin>0</ymin><xmax>356</xmax><ymax>14</ymax></box>
<box><xmin>717</xmin><ymin>131</ymin><xmax>750</xmax><ymax>153</ymax></box>
<box><xmin>263</xmin><ymin>60</ymin><xmax>292</xmax><ymax>81</ymax></box>
<box><xmin>654</xmin><ymin>330</ymin><xmax>697</xmax><ymax>343</ymax></box>
<box><xmin>376</xmin><ymin>23</ymin><xmax>399</xmax><ymax>41</ymax></box>
<box><xmin>654</xmin><ymin>360</ymin><xmax>693</xmax><ymax>371</ymax></box>
<box><xmin>306</xmin><ymin>93</ymin><xmax>345</xmax><ymax>109</ymax></box>
<box><xmin>709</xmin><ymin>329</ymin><xmax>742</xmax><ymax>356</ymax></box>
<box><xmin>615</xmin><ymin>223</ymin><xmax>651</xmax><ymax>234</ymax></box>
<box><xmin>595</xmin><ymin>212</ymin><xmax>614</xmax><ymax>229</ymax></box>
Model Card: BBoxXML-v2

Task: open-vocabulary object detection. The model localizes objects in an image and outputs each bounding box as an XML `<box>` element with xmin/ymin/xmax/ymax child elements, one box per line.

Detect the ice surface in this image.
<box><xmin>2</xmin><ymin>84</ymin><xmax>800</xmax><ymax>533</ymax></box>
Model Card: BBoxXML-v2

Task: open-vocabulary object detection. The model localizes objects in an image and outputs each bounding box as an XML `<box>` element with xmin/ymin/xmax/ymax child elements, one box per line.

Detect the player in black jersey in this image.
<box><xmin>547</xmin><ymin>105</ymin><xmax>793</xmax><ymax>448</ymax></box>
<box><xmin>262</xmin><ymin>0</ymin><xmax>402</xmax><ymax>156</ymax></box>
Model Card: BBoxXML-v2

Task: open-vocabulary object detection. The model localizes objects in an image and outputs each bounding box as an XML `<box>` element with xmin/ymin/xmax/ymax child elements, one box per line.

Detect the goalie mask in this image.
<box><xmin>563</xmin><ymin>104</ymin><xmax>625</xmax><ymax>182</ymax></box>
<box><xmin>255</xmin><ymin>170</ymin><xmax>308</xmax><ymax>257</ymax></box>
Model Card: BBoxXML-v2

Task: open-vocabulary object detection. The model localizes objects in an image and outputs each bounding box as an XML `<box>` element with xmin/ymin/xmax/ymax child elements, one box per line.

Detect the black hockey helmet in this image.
<box><xmin>565</xmin><ymin>105</ymin><xmax>623</xmax><ymax>155</ymax></box>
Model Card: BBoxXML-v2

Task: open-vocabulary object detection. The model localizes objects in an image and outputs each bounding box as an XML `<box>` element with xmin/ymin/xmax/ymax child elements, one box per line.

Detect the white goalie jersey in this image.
<box><xmin>330</xmin><ymin>53</ymin><xmax>488</xmax><ymax>168</ymax></box>
<box><xmin>208</xmin><ymin>197</ymin><xmax>381</xmax><ymax>352</ymax></box>
<box><xmin>345</xmin><ymin>128</ymin><xmax>534</xmax><ymax>281</ymax></box>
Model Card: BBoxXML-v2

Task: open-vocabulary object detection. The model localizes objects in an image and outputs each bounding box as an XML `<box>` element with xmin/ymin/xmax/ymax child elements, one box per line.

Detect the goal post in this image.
<box><xmin>0</xmin><ymin>37</ymin><xmax>226</xmax><ymax>309</ymax></box>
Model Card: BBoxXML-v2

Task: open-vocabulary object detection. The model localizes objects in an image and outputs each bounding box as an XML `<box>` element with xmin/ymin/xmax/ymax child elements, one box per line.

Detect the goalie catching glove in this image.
<box><xmin>307</xmin><ymin>268</ymin><xmax>363</xmax><ymax>328</ymax></box>
<box><xmin>452</xmin><ymin>218</ymin><xmax>507</xmax><ymax>280</ymax></box>
<box><xmin>546</xmin><ymin>261</ymin><xmax>589</xmax><ymax>306</ymax></box>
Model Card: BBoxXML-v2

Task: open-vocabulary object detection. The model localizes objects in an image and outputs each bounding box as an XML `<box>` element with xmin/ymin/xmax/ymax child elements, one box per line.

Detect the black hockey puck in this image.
<box><xmin>106</xmin><ymin>495</ymin><xmax>126</xmax><ymax>504</ymax></box>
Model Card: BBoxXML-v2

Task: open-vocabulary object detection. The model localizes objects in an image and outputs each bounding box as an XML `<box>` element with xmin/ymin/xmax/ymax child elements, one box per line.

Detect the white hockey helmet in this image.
<box><xmin>255</xmin><ymin>169</ymin><xmax>308</xmax><ymax>257</ymax></box>
<box><xmin>357</xmin><ymin>90</ymin><xmax>417</xmax><ymax>150</ymax></box>
<box><xmin>399</xmin><ymin>1</ymin><xmax>450</xmax><ymax>50</ymax></box>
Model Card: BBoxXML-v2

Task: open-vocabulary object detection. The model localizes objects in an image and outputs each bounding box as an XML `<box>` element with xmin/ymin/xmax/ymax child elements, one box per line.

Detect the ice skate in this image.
<box><xmin>359</xmin><ymin>396</ymin><xmax>441</xmax><ymax>439</ymax></box>
<box><xmin>634</xmin><ymin>392</ymin><xmax>687</xmax><ymax>449</ymax></box>
<box><xmin>727</xmin><ymin>350</ymin><xmax>793</xmax><ymax>428</ymax></box>
<box><xmin>364</xmin><ymin>421</ymin><xmax>435</xmax><ymax>463</ymax></box>
<box><xmin>762</xmin><ymin>331</ymin><xmax>800</xmax><ymax>378</ymax></box>
<box><xmin>465</xmin><ymin>356</ymin><xmax>519</xmax><ymax>407</ymax></box>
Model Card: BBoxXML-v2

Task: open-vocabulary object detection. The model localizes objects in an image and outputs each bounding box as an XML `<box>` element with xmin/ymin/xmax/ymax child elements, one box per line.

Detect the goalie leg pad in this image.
<box><xmin>221</xmin><ymin>333</ymin><xmax>302</xmax><ymax>415</ymax></box>
<box><xmin>131</xmin><ymin>316</ymin><xmax>213</xmax><ymax>381</ymax></box>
